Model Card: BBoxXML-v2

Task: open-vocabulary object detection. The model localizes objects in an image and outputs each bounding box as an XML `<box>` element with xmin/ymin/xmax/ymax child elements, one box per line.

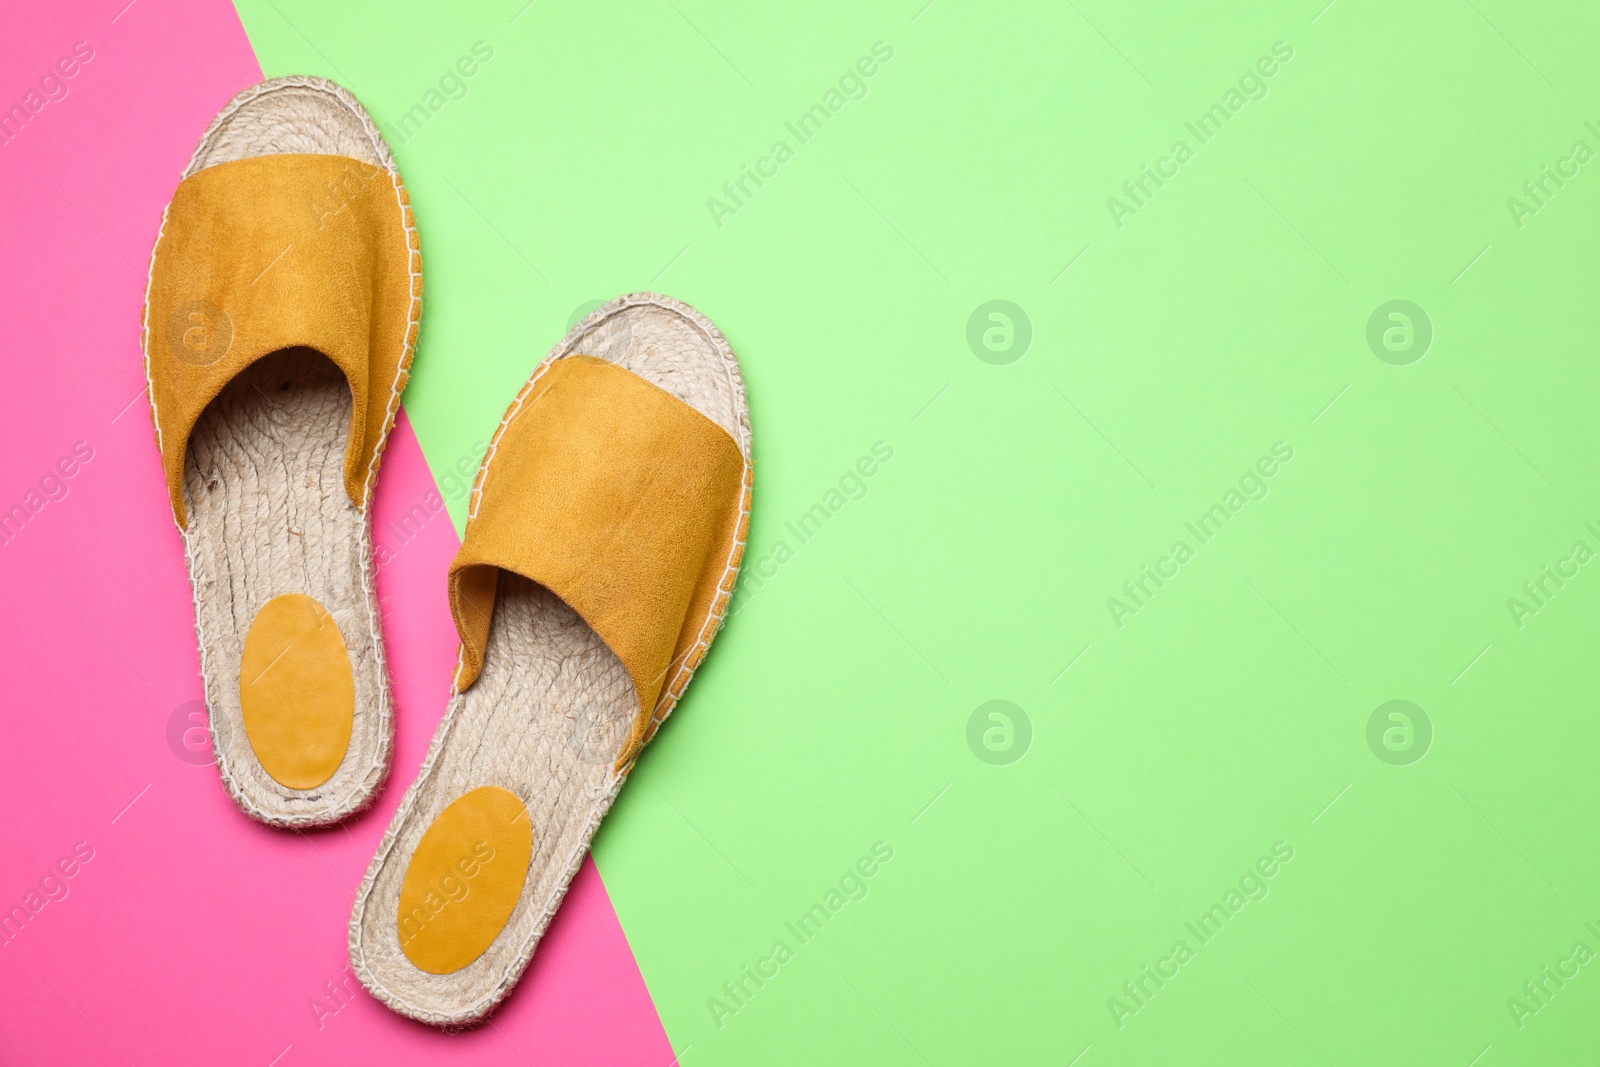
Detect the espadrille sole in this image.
<box><xmin>350</xmin><ymin>292</ymin><xmax>751</xmax><ymax>1027</ymax></box>
<box><xmin>150</xmin><ymin>77</ymin><xmax>420</xmax><ymax>827</ymax></box>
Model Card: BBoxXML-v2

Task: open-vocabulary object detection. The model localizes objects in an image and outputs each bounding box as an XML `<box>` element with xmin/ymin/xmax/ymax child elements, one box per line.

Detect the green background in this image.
<box><xmin>237</xmin><ymin>0</ymin><xmax>1600</xmax><ymax>1062</ymax></box>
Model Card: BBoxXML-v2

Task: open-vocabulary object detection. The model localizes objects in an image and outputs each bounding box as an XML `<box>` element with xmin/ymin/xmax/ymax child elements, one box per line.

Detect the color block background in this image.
<box><xmin>6</xmin><ymin>0</ymin><xmax>1600</xmax><ymax>1064</ymax></box>
<box><xmin>0</xmin><ymin>1</ymin><xmax>670</xmax><ymax>1064</ymax></box>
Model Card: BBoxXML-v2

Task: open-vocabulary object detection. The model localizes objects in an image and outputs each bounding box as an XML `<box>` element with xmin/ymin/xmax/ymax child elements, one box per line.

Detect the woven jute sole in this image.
<box><xmin>350</xmin><ymin>292</ymin><xmax>752</xmax><ymax>1027</ymax></box>
<box><xmin>156</xmin><ymin>77</ymin><xmax>420</xmax><ymax>827</ymax></box>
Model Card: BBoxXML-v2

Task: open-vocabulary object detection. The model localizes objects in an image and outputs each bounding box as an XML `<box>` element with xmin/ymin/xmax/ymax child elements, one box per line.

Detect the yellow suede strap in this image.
<box><xmin>448</xmin><ymin>355</ymin><xmax>746</xmax><ymax>767</ymax></box>
<box><xmin>143</xmin><ymin>153</ymin><xmax>421</xmax><ymax>526</ymax></box>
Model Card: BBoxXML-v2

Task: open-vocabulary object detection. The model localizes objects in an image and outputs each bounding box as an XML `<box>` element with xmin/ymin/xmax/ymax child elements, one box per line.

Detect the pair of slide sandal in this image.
<box><xmin>142</xmin><ymin>77</ymin><xmax>751</xmax><ymax>1026</ymax></box>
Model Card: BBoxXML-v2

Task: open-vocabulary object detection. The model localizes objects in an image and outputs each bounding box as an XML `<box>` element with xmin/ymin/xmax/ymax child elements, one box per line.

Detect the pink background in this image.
<box><xmin>0</xmin><ymin>1</ymin><xmax>674</xmax><ymax>1062</ymax></box>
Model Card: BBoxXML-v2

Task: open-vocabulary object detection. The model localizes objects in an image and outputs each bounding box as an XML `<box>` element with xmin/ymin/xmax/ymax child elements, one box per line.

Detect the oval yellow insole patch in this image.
<box><xmin>398</xmin><ymin>786</ymin><xmax>533</xmax><ymax>974</ymax></box>
<box><xmin>239</xmin><ymin>593</ymin><xmax>354</xmax><ymax>790</ymax></box>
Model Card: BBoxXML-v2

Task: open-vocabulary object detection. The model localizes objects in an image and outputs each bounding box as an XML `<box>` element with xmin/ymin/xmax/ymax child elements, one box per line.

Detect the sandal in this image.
<box><xmin>349</xmin><ymin>292</ymin><xmax>750</xmax><ymax>1025</ymax></box>
<box><xmin>142</xmin><ymin>76</ymin><xmax>421</xmax><ymax>826</ymax></box>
